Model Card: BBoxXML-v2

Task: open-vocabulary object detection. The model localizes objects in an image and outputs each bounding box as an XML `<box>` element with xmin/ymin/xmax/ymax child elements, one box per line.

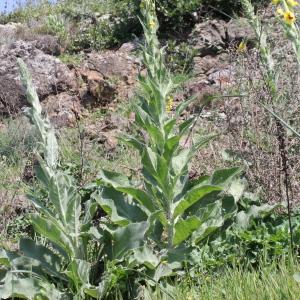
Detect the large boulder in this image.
<box><xmin>0</xmin><ymin>38</ymin><xmax>139</xmax><ymax>126</ymax></box>
<box><xmin>0</xmin><ymin>40</ymin><xmax>77</xmax><ymax>115</ymax></box>
<box><xmin>77</xmin><ymin>47</ymin><xmax>140</xmax><ymax>107</ymax></box>
<box><xmin>186</xmin><ymin>18</ymin><xmax>255</xmax><ymax>101</ymax></box>
<box><xmin>0</xmin><ymin>23</ymin><xmax>24</xmax><ymax>46</ymax></box>
<box><xmin>190</xmin><ymin>18</ymin><xmax>255</xmax><ymax>56</ymax></box>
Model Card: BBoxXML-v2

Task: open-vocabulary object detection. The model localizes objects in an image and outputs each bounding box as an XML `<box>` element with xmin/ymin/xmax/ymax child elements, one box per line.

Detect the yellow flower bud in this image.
<box><xmin>287</xmin><ymin>0</ymin><xmax>299</xmax><ymax>7</ymax></box>
<box><xmin>149</xmin><ymin>20</ymin><xmax>156</xmax><ymax>29</ymax></box>
<box><xmin>166</xmin><ymin>96</ymin><xmax>174</xmax><ymax>112</ymax></box>
<box><xmin>237</xmin><ymin>41</ymin><xmax>247</xmax><ymax>52</ymax></box>
<box><xmin>272</xmin><ymin>0</ymin><xmax>281</xmax><ymax>5</ymax></box>
<box><xmin>276</xmin><ymin>7</ymin><xmax>284</xmax><ymax>15</ymax></box>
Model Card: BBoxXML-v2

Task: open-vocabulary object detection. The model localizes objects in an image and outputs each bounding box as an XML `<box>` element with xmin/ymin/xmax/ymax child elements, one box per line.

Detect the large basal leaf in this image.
<box><xmin>81</xmin><ymin>199</ymin><xmax>98</xmax><ymax>232</ymax></box>
<box><xmin>65</xmin><ymin>192</ymin><xmax>81</xmax><ymax>241</ymax></box>
<box><xmin>66</xmin><ymin>259</ymin><xmax>91</xmax><ymax>287</ymax></box>
<box><xmin>99</xmin><ymin>170</ymin><xmax>155</xmax><ymax>213</ymax></box>
<box><xmin>99</xmin><ymin>169</ymin><xmax>130</xmax><ymax>187</ymax></box>
<box><xmin>173</xmin><ymin>216</ymin><xmax>202</xmax><ymax>246</ymax></box>
<box><xmin>210</xmin><ymin>167</ymin><xmax>241</xmax><ymax>186</ymax></box>
<box><xmin>132</xmin><ymin>246</ymin><xmax>159</xmax><ymax>269</ymax></box>
<box><xmin>228</xmin><ymin>179</ymin><xmax>246</xmax><ymax>202</ymax></box>
<box><xmin>148</xmin><ymin>263</ymin><xmax>173</xmax><ymax>283</ymax></box>
<box><xmin>94</xmin><ymin>187</ymin><xmax>147</xmax><ymax>226</ymax></box>
<box><xmin>192</xmin><ymin>214</ymin><xmax>224</xmax><ymax>245</ymax></box>
<box><xmin>108</xmin><ymin>222</ymin><xmax>148</xmax><ymax>260</ymax></box>
<box><xmin>171</xmin><ymin>185</ymin><xmax>223</xmax><ymax>219</ymax></box>
<box><xmin>236</xmin><ymin>203</ymin><xmax>276</xmax><ymax>229</ymax></box>
<box><xmin>116</xmin><ymin>187</ymin><xmax>155</xmax><ymax>214</ymax></box>
<box><xmin>167</xmin><ymin>245</ymin><xmax>193</xmax><ymax>269</ymax></box>
<box><xmin>30</xmin><ymin>214</ymin><xmax>73</xmax><ymax>258</ymax></box>
<box><xmin>19</xmin><ymin>238</ymin><xmax>63</xmax><ymax>279</ymax></box>
<box><xmin>0</xmin><ymin>271</ymin><xmax>68</xmax><ymax>300</ymax></box>
<box><xmin>0</xmin><ymin>249</ymin><xmax>18</xmax><ymax>267</ymax></box>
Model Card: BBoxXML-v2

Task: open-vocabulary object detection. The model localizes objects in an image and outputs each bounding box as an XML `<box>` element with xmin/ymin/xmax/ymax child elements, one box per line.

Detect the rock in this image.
<box><xmin>226</xmin><ymin>18</ymin><xmax>255</xmax><ymax>44</ymax></box>
<box><xmin>0</xmin><ymin>40</ymin><xmax>76</xmax><ymax>115</ymax></box>
<box><xmin>194</xmin><ymin>53</ymin><xmax>229</xmax><ymax>75</ymax></box>
<box><xmin>83</xmin><ymin>50</ymin><xmax>138</xmax><ymax>81</ymax></box>
<box><xmin>78</xmin><ymin>69</ymin><xmax>117</xmax><ymax>107</ymax></box>
<box><xmin>0</xmin><ymin>23</ymin><xmax>24</xmax><ymax>46</ymax></box>
<box><xmin>207</xmin><ymin>66</ymin><xmax>235</xmax><ymax>87</ymax></box>
<box><xmin>118</xmin><ymin>41</ymin><xmax>139</xmax><ymax>53</ymax></box>
<box><xmin>187</xmin><ymin>17</ymin><xmax>253</xmax><ymax>101</ymax></box>
<box><xmin>190</xmin><ymin>18</ymin><xmax>255</xmax><ymax>56</ymax></box>
<box><xmin>34</xmin><ymin>35</ymin><xmax>62</xmax><ymax>56</ymax></box>
<box><xmin>42</xmin><ymin>92</ymin><xmax>81</xmax><ymax>127</ymax></box>
<box><xmin>190</xmin><ymin>19</ymin><xmax>227</xmax><ymax>56</ymax></box>
<box><xmin>79</xmin><ymin>49</ymin><xmax>139</xmax><ymax>102</ymax></box>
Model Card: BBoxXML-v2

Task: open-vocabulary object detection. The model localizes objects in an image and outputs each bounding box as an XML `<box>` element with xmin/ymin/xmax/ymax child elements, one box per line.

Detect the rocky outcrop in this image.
<box><xmin>186</xmin><ymin>18</ymin><xmax>255</xmax><ymax>102</ymax></box>
<box><xmin>0</xmin><ymin>41</ymin><xmax>77</xmax><ymax>118</ymax></box>
<box><xmin>0</xmin><ymin>23</ymin><xmax>24</xmax><ymax>46</ymax></box>
<box><xmin>0</xmin><ymin>35</ymin><xmax>139</xmax><ymax>126</ymax></box>
<box><xmin>0</xmin><ymin>17</ymin><xmax>254</xmax><ymax>127</ymax></box>
<box><xmin>78</xmin><ymin>47</ymin><xmax>139</xmax><ymax>106</ymax></box>
<box><xmin>190</xmin><ymin>18</ymin><xmax>255</xmax><ymax>56</ymax></box>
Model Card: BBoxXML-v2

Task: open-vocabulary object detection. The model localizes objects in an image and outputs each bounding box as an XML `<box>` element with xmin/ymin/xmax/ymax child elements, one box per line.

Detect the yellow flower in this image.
<box><xmin>166</xmin><ymin>96</ymin><xmax>174</xmax><ymax>112</ymax></box>
<box><xmin>149</xmin><ymin>20</ymin><xmax>156</xmax><ymax>29</ymax></box>
<box><xmin>283</xmin><ymin>10</ymin><xmax>296</xmax><ymax>25</ymax></box>
<box><xmin>276</xmin><ymin>7</ymin><xmax>284</xmax><ymax>15</ymax></box>
<box><xmin>272</xmin><ymin>0</ymin><xmax>281</xmax><ymax>5</ymax></box>
<box><xmin>287</xmin><ymin>0</ymin><xmax>299</xmax><ymax>7</ymax></box>
<box><xmin>237</xmin><ymin>41</ymin><xmax>247</xmax><ymax>52</ymax></box>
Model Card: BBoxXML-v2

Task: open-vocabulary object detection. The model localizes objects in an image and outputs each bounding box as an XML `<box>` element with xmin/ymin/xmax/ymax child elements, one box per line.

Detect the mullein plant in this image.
<box><xmin>93</xmin><ymin>0</ymin><xmax>241</xmax><ymax>281</ymax></box>
<box><xmin>241</xmin><ymin>0</ymin><xmax>297</xmax><ymax>251</ymax></box>
<box><xmin>0</xmin><ymin>61</ymin><xmax>115</xmax><ymax>299</ymax></box>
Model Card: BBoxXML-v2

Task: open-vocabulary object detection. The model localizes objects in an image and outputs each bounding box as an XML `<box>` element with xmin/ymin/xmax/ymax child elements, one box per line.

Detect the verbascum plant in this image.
<box><xmin>0</xmin><ymin>61</ymin><xmax>107</xmax><ymax>299</ymax></box>
<box><xmin>93</xmin><ymin>0</ymin><xmax>242</xmax><ymax>282</ymax></box>
<box><xmin>241</xmin><ymin>0</ymin><xmax>296</xmax><ymax>251</ymax></box>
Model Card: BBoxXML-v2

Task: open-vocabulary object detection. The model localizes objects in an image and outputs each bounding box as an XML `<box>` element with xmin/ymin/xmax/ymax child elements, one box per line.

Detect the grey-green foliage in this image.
<box><xmin>0</xmin><ymin>59</ymin><xmax>151</xmax><ymax>299</ymax></box>
<box><xmin>92</xmin><ymin>0</ymin><xmax>242</xmax><ymax>281</ymax></box>
<box><xmin>0</xmin><ymin>60</ymin><xmax>85</xmax><ymax>299</ymax></box>
<box><xmin>0</xmin><ymin>60</ymin><xmax>105</xmax><ymax>299</ymax></box>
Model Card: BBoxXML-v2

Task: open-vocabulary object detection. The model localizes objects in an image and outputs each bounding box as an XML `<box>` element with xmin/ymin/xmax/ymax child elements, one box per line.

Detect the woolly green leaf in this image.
<box><xmin>30</xmin><ymin>214</ymin><xmax>73</xmax><ymax>258</ymax></box>
<box><xmin>106</xmin><ymin>222</ymin><xmax>149</xmax><ymax>260</ymax></box>
<box><xmin>210</xmin><ymin>167</ymin><xmax>241</xmax><ymax>186</ymax></box>
<box><xmin>173</xmin><ymin>216</ymin><xmax>202</xmax><ymax>246</ymax></box>
<box><xmin>133</xmin><ymin>246</ymin><xmax>160</xmax><ymax>269</ymax></box>
<box><xmin>172</xmin><ymin>185</ymin><xmax>223</xmax><ymax>219</ymax></box>
<box><xmin>94</xmin><ymin>187</ymin><xmax>148</xmax><ymax>225</ymax></box>
<box><xmin>118</xmin><ymin>133</ymin><xmax>145</xmax><ymax>153</ymax></box>
<box><xmin>19</xmin><ymin>238</ymin><xmax>63</xmax><ymax>278</ymax></box>
<box><xmin>0</xmin><ymin>271</ymin><xmax>67</xmax><ymax>300</ymax></box>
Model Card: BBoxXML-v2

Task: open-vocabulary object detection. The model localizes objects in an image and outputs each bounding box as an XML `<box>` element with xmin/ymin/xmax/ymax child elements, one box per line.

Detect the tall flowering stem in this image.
<box><xmin>273</xmin><ymin>0</ymin><xmax>300</xmax><ymax>64</ymax></box>
<box><xmin>241</xmin><ymin>0</ymin><xmax>294</xmax><ymax>251</ymax></box>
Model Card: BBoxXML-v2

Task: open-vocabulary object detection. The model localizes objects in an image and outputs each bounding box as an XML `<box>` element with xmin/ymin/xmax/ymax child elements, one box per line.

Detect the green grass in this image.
<box><xmin>144</xmin><ymin>259</ymin><xmax>300</xmax><ymax>300</ymax></box>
